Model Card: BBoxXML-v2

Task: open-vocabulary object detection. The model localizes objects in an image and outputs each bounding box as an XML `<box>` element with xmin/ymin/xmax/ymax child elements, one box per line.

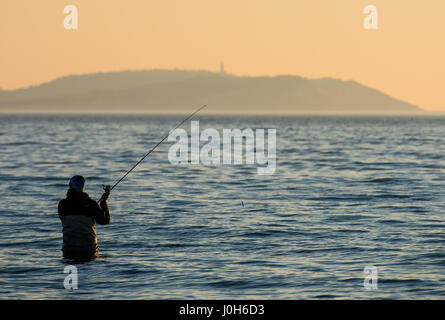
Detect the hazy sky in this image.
<box><xmin>1</xmin><ymin>0</ymin><xmax>444</xmax><ymax>111</ymax></box>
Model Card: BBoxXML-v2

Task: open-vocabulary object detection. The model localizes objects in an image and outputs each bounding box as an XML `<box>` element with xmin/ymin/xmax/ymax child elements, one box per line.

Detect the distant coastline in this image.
<box><xmin>0</xmin><ymin>69</ymin><xmax>424</xmax><ymax>114</ymax></box>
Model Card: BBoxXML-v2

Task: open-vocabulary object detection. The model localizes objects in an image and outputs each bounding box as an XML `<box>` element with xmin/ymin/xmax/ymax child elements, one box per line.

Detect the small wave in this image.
<box><xmin>240</xmin><ymin>229</ymin><xmax>296</xmax><ymax>238</ymax></box>
<box><xmin>378</xmin><ymin>278</ymin><xmax>430</xmax><ymax>286</ymax></box>
<box><xmin>422</xmin><ymin>164</ymin><xmax>445</xmax><ymax>169</ymax></box>
<box><xmin>314</xmin><ymin>294</ymin><xmax>339</xmax><ymax>299</ymax></box>
<box><xmin>207</xmin><ymin>279</ymin><xmax>253</xmax><ymax>289</ymax></box>
<box><xmin>365</xmin><ymin>177</ymin><xmax>401</xmax><ymax>184</ymax></box>
<box><xmin>307</xmin><ymin>195</ymin><xmax>372</xmax><ymax>202</ymax></box>
<box><xmin>165</xmin><ymin>200</ymin><xmax>195</xmax><ymax>206</ymax></box>
<box><xmin>0</xmin><ymin>141</ymin><xmax>41</xmax><ymax>146</ymax></box>
<box><xmin>324</xmin><ymin>214</ymin><xmax>371</xmax><ymax>222</ymax></box>
<box><xmin>374</xmin><ymin>194</ymin><xmax>411</xmax><ymax>199</ymax></box>
<box><xmin>377</xmin><ymin>219</ymin><xmax>407</xmax><ymax>224</ymax></box>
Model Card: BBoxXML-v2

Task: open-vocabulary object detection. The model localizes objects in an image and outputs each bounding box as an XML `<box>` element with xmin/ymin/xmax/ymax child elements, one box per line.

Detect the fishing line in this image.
<box><xmin>98</xmin><ymin>104</ymin><xmax>244</xmax><ymax>207</ymax></box>
<box><xmin>101</xmin><ymin>105</ymin><xmax>207</xmax><ymax>195</ymax></box>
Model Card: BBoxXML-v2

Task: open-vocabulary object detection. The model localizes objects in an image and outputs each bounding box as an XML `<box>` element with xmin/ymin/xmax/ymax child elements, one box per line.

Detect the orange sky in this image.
<box><xmin>0</xmin><ymin>0</ymin><xmax>444</xmax><ymax>111</ymax></box>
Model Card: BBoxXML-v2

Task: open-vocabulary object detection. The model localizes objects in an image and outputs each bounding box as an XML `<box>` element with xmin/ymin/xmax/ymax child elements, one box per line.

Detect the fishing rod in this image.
<box><xmin>99</xmin><ymin>105</ymin><xmax>207</xmax><ymax>198</ymax></box>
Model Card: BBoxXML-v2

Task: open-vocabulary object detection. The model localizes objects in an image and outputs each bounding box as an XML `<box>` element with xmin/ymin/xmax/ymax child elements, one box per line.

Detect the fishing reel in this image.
<box><xmin>96</xmin><ymin>185</ymin><xmax>111</xmax><ymax>203</ymax></box>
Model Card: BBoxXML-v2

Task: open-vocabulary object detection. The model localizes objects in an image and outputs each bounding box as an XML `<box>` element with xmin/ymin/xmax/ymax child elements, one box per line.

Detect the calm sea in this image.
<box><xmin>0</xmin><ymin>114</ymin><xmax>444</xmax><ymax>299</ymax></box>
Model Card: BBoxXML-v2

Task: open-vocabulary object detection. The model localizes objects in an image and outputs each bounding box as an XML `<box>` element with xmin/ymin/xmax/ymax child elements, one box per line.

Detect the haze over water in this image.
<box><xmin>0</xmin><ymin>114</ymin><xmax>444</xmax><ymax>299</ymax></box>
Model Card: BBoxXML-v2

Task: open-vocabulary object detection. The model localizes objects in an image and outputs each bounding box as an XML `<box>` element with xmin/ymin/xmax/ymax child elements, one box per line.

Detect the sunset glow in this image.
<box><xmin>1</xmin><ymin>0</ymin><xmax>444</xmax><ymax>111</ymax></box>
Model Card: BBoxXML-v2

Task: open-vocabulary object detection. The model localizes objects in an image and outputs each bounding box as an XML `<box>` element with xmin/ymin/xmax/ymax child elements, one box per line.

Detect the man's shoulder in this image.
<box><xmin>85</xmin><ymin>195</ymin><xmax>98</xmax><ymax>205</ymax></box>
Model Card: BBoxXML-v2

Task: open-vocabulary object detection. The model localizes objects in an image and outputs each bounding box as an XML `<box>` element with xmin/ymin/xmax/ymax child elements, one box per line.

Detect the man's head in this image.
<box><xmin>69</xmin><ymin>175</ymin><xmax>86</xmax><ymax>192</ymax></box>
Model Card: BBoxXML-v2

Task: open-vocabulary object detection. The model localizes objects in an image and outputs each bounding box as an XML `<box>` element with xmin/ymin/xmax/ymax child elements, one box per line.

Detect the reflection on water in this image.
<box><xmin>0</xmin><ymin>114</ymin><xmax>444</xmax><ymax>299</ymax></box>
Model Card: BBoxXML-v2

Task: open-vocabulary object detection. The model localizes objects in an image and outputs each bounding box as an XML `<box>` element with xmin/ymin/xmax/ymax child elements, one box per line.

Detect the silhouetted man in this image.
<box><xmin>58</xmin><ymin>175</ymin><xmax>110</xmax><ymax>259</ymax></box>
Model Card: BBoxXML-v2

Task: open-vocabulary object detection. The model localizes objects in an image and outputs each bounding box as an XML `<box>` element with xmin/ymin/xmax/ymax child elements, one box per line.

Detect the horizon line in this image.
<box><xmin>2</xmin><ymin>109</ymin><xmax>444</xmax><ymax>116</ymax></box>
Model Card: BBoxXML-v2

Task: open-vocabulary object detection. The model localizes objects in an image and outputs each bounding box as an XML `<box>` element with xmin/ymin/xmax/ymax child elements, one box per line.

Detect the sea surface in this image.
<box><xmin>0</xmin><ymin>114</ymin><xmax>444</xmax><ymax>299</ymax></box>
